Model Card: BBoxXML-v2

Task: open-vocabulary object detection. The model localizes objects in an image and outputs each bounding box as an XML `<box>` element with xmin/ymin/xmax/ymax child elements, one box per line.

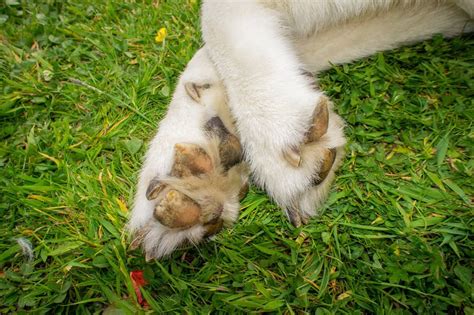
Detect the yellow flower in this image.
<box><xmin>155</xmin><ymin>27</ymin><xmax>167</xmax><ymax>43</ymax></box>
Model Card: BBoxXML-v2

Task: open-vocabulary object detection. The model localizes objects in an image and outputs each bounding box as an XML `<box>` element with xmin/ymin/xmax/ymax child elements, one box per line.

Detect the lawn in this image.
<box><xmin>0</xmin><ymin>0</ymin><xmax>472</xmax><ymax>313</ymax></box>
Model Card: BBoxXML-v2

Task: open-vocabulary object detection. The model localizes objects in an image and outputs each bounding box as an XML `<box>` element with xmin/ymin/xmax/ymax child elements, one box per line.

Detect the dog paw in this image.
<box><xmin>130</xmin><ymin>117</ymin><xmax>249</xmax><ymax>260</ymax></box>
<box><xmin>282</xmin><ymin>95</ymin><xmax>346</xmax><ymax>226</ymax></box>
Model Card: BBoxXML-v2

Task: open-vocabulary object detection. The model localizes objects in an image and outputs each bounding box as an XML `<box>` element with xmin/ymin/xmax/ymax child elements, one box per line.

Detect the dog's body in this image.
<box><xmin>281</xmin><ymin>1</ymin><xmax>473</xmax><ymax>73</ymax></box>
<box><xmin>130</xmin><ymin>0</ymin><xmax>473</xmax><ymax>259</ymax></box>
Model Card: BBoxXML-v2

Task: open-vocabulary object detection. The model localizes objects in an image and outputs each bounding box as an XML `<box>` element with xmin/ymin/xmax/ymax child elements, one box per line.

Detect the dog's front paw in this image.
<box><xmin>129</xmin><ymin>117</ymin><xmax>249</xmax><ymax>260</ymax></box>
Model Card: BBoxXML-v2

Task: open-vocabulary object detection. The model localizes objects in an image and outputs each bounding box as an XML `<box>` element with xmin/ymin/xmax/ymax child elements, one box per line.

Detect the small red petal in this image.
<box><xmin>130</xmin><ymin>270</ymin><xmax>147</xmax><ymax>286</ymax></box>
<box><xmin>130</xmin><ymin>270</ymin><xmax>148</xmax><ymax>306</ymax></box>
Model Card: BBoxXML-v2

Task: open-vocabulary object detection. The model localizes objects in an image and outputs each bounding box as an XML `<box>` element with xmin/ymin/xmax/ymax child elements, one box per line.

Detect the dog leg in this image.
<box><xmin>202</xmin><ymin>1</ymin><xmax>347</xmax><ymax>221</ymax></box>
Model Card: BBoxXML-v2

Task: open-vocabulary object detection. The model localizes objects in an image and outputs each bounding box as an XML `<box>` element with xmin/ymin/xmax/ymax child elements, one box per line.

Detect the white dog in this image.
<box><xmin>130</xmin><ymin>0</ymin><xmax>473</xmax><ymax>259</ymax></box>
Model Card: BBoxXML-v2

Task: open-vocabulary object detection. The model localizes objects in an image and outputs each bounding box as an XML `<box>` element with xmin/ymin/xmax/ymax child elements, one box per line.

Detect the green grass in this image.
<box><xmin>0</xmin><ymin>0</ymin><xmax>472</xmax><ymax>313</ymax></box>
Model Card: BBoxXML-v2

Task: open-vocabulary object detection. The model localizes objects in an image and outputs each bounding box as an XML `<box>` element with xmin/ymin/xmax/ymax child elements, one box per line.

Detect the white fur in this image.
<box><xmin>293</xmin><ymin>1</ymin><xmax>474</xmax><ymax>72</ymax></box>
<box><xmin>201</xmin><ymin>0</ymin><xmax>472</xmax><ymax>215</ymax></box>
<box><xmin>16</xmin><ymin>237</ymin><xmax>34</xmax><ymax>262</ymax></box>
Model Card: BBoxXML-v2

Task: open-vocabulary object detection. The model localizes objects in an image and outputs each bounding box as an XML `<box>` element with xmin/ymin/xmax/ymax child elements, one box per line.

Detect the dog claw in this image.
<box><xmin>282</xmin><ymin>95</ymin><xmax>331</xmax><ymax>168</ymax></box>
<box><xmin>129</xmin><ymin>225</ymin><xmax>149</xmax><ymax>251</ymax></box>
<box><xmin>312</xmin><ymin>148</ymin><xmax>337</xmax><ymax>186</ymax></box>
<box><xmin>130</xmin><ymin>236</ymin><xmax>142</xmax><ymax>251</ymax></box>
<box><xmin>146</xmin><ymin>178</ymin><xmax>165</xmax><ymax>200</ymax></box>
<box><xmin>307</xmin><ymin>96</ymin><xmax>329</xmax><ymax>142</ymax></box>
<box><xmin>287</xmin><ymin>205</ymin><xmax>303</xmax><ymax>227</ymax></box>
<box><xmin>238</xmin><ymin>181</ymin><xmax>249</xmax><ymax>200</ymax></box>
<box><xmin>145</xmin><ymin>251</ymin><xmax>154</xmax><ymax>262</ymax></box>
<box><xmin>204</xmin><ymin>219</ymin><xmax>224</xmax><ymax>237</ymax></box>
<box><xmin>283</xmin><ymin>146</ymin><xmax>302</xmax><ymax>168</ymax></box>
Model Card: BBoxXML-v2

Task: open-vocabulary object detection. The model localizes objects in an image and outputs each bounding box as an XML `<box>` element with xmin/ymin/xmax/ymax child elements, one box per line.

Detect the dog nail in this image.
<box><xmin>204</xmin><ymin>219</ymin><xmax>224</xmax><ymax>237</ymax></box>
<box><xmin>313</xmin><ymin>148</ymin><xmax>337</xmax><ymax>185</ymax></box>
<box><xmin>287</xmin><ymin>205</ymin><xmax>303</xmax><ymax>227</ymax></box>
<box><xmin>283</xmin><ymin>146</ymin><xmax>302</xmax><ymax>168</ymax></box>
<box><xmin>146</xmin><ymin>178</ymin><xmax>166</xmax><ymax>200</ymax></box>
<box><xmin>306</xmin><ymin>95</ymin><xmax>329</xmax><ymax>142</ymax></box>
<box><xmin>238</xmin><ymin>181</ymin><xmax>249</xmax><ymax>200</ymax></box>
